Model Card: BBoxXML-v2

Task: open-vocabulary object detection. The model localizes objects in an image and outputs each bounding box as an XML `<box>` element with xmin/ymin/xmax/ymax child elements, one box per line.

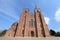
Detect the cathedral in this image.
<box><xmin>5</xmin><ymin>7</ymin><xmax>50</xmax><ymax>37</ymax></box>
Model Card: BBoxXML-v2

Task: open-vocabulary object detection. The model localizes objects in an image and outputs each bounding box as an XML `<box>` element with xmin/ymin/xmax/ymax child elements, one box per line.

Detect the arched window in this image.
<box><xmin>25</xmin><ymin>10</ymin><xmax>27</xmax><ymax>13</ymax></box>
<box><xmin>37</xmin><ymin>10</ymin><xmax>40</xmax><ymax>13</ymax></box>
<box><xmin>29</xmin><ymin>19</ymin><xmax>35</xmax><ymax>27</ymax></box>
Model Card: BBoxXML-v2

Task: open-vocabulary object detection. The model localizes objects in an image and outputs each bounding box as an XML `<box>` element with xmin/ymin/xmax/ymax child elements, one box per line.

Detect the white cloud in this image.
<box><xmin>44</xmin><ymin>17</ymin><xmax>50</xmax><ymax>25</ymax></box>
<box><xmin>55</xmin><ymin>8</ymin><xmax>60</xmax><ymax>22</ymax></box>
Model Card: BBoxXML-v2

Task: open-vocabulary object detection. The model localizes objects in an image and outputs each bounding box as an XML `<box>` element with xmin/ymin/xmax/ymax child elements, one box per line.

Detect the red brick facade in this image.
<box><xmin>5</xmin><ymin>8</ymin><xmax>50</xmax><ymax>37</ymax></box>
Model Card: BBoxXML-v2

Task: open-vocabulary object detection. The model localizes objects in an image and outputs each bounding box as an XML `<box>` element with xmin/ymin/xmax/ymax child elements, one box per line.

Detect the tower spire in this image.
<box><xmin>35</xmin><ymin>4</ymin><xmax>37</xmax><ymax>9</ymax></box>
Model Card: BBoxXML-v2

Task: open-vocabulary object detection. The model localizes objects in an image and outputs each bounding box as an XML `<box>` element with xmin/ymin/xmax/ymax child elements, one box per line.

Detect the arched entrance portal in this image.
<box><xmin>31</xmin><ymin>31</ymin><xmax>34</xmax><ymax>37</ymax></box>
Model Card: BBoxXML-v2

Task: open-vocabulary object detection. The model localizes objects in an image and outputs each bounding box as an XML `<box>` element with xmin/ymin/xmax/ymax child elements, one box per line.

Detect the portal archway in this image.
<box><xmin>31</xmin><ymin>31</ymin><xmax>34</xmax><ymax>37</ymax></box>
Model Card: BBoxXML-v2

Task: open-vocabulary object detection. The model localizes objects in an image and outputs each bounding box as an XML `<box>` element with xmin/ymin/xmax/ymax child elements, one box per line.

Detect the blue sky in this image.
<box><xmin>0</xmin><ymin>0</ymin><xmax>60</xmax><ymax>32</ymax></box>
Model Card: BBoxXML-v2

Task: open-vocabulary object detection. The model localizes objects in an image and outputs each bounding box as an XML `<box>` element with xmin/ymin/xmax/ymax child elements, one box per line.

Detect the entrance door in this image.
<box><xmin>31</xmin><ymin>31</ymin><xmax>34</xmax><ymax>37</ymax></box>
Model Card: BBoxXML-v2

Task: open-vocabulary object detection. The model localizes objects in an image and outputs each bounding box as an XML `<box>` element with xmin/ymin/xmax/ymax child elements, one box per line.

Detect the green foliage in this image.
<box><xmin>1</xmin><ymin>30</ymin><xmax>7</xmax><ymax>35</ymax></box>
<box><xmin>50</xmin><ymin>29</ymin><xmax>56</xmax><ymax>36</ymax></box>
<box><xmin>50</xmin><ymin>29</ymin><xmax>60</xmax><ymax>37</ymax></box>
<box><xmin>55</xmin><ymin>32</ymin><xmax>60</xmax><ymax>37</ymax></box>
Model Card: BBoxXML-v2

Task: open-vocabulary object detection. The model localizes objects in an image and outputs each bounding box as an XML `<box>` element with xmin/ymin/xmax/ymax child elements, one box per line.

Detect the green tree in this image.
<box><xmin>55</xmin><ymin>32</ymin><xmax>60</xmax><ymax>37</ymax></box>
<box><xmin>1</xmin><ymin>30</ymin><xmax>7</xmax><ymax>35</ymax></box>
<box><xmin>50</xmin><ymin>29</ymin><xmax>56</xmax><ymax>36</ymax></box>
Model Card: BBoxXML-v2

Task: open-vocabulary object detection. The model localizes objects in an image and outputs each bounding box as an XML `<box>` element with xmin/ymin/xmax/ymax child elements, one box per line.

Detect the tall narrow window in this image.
<box><xmin>29</xmin><ymin>19</ymin><xmax>33</xmax><ymax>27</ymax></box>
<box><xmin>33</xmin><ymin>21</ymin><xmax>35</xmax><ymax>27</ymax></box>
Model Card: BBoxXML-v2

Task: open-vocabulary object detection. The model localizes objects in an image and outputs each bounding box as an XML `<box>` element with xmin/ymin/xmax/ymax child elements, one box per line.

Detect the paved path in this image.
<box><xmin>0</xmin><ymin>37</ymin><xmax>60</xmax><ymax>40</ymax></box>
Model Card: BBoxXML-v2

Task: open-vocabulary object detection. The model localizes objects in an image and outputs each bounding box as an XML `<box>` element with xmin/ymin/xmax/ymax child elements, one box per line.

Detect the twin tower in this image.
<box><xmin>5</xmin><ymin>8</ymin><xmax>50</xmax><ymax>37</ymax></box>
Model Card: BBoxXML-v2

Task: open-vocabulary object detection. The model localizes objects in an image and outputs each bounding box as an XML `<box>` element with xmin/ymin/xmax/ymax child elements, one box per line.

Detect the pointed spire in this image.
<box><xmin>35</xmin><ymin>4</ymin><xmax>37</xmax><ymax>9</ymax></box>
